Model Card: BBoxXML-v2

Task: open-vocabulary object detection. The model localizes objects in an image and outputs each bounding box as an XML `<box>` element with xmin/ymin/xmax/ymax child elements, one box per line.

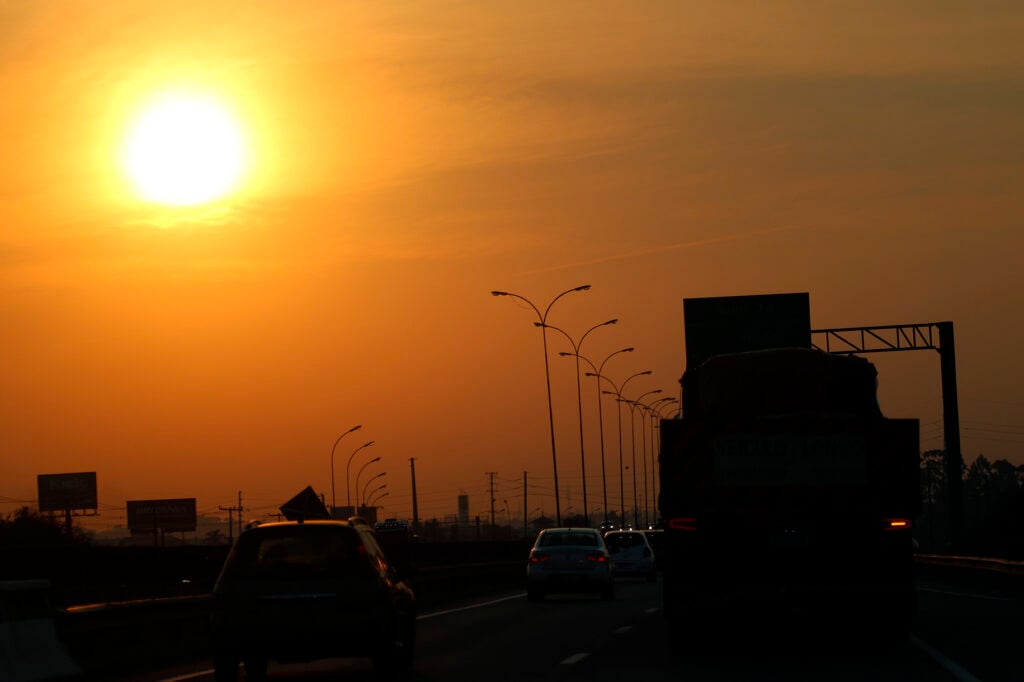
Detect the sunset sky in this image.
<box><xmin>2</xmin><ymin>2</ymin><xmax>1022</xmax><ymax>533</ymax></box>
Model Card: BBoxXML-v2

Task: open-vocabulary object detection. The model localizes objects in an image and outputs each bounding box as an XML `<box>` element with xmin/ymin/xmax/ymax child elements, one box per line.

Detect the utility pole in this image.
<box><xmin>523</xmin><ymin>471</ymin><xmax>528</xmax><ymax>538</ymax></box>
<box><xmin>487</xmin><ymin>472</ymin><xmax>497</xmax><ymax>539</ymax></box>
<box><xmin>219</xmin><ymin>491</ymin><xmax>243</xmax><ymax>544</ymax></box>
<box><xmin>409</xmin><ymin>458</ymin><xmax>420</xmax><ymax>533</ymax></box>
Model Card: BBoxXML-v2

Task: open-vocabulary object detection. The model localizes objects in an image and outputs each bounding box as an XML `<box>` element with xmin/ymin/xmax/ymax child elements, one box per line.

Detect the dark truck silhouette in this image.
<box><xmin>658</xmin><ymin>348</ymin><xmax>919</xmax><ymax>639</ymax></box>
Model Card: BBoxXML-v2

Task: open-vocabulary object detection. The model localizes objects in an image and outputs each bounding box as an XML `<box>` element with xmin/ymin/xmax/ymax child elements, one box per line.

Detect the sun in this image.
<box><xmin>121</xmin><ymin>91</ymin><xmax>249</xmax><ymax>206</ymax></box>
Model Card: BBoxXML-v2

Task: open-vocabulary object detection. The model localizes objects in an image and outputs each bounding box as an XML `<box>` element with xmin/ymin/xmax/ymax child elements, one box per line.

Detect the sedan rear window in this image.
<box><xmin>538</xmin><ymin>532</ymin><xmax>599</xmax><ymax>547</ymax></box>
<box><xmin>605</xmin><ymin>533</ymin><xmax>645</xmax><ymax>549</ymax></box>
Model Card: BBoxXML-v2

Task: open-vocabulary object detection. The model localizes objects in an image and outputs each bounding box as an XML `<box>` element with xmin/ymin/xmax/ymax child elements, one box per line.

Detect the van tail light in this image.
<box><xmin>668</xmin><ymin>517</ymin><xmax>698</xmax><ymax>531</ymax></box>
<box><xmin>884</xmin><ymin>518</ymin><xmax>913</xmax><ymax>531</ymax></box>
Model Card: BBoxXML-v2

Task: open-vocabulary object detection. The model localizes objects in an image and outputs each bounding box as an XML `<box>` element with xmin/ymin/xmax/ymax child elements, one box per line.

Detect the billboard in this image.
<box><xmin>127</xmin><ymin>498</ymin><xmax>197</xmax><ymax>532</ymax></box>
<box><xmin>683</xmin><ymin>293</ymin><xmax>811</xmax><ymax>368</ymax></box>
<box><xmin>37</xmin><ymin>472</ymin><xmax>98</xmax><ymax>512</ymax></box>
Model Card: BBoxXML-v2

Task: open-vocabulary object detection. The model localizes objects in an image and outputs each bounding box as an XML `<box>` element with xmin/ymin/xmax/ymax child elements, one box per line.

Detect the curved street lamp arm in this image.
<box><xmin>360</xmin><ymin>472</ymin><xmax>387</xmax><ymax>509</ymax></box>
<box><xmin>330</xmin><ymin>424</ymin><xmax>362</xmax><ymax>511</ymax></box>
<box><xmin>491</xmin><ymin>290</ymin><xmax>542</xmax><ymax>321</ymax></box>
<box><xmin>620</xmin><ymin>370</ymin><xmax>653</xmax><ymax>396</ymax></box>
<box><xmin>598</xmin><ymin>347</ymin><xmax>634</xmax><ymax>376</ymax></box>
<box><xmin>543</xmin><ymin>284</ymin><xmax>591</xmax><ymax>321</ymax></box>
<box><xmin>346</xmin><ymin>440</ymin><xmax>376</xmax><ymax>508</ymax></box>
<box><xmin>366</xmin><ymin>490</ymin><xmax>389</xmax><ymax>507</ymax></box>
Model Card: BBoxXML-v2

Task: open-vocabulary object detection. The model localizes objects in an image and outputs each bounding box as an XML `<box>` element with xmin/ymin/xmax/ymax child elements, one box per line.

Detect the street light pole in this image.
<box><xmin>642</xmin><ymin>396</ymin><xmax>677</xmax><ymax>525</ymax></box>
<box><xmin>626</xmin><ymin>389</ymin><xmax>661</xmax><ymax>528</ymax></box>
<box><xmin>547</xmin><ymin>318</ymin><xmax>618</xmax><ymax>528</ymax></box>
<box><xmin>492</xmin><ymin>284</ymin><xmax>591</xmax><ymax>525</ymax></box>
<box><xmin>601</xmin><ymin>369</ymin><xmax>652</xmax><ymax>525</ymax></box>
<box><xmin>354</xmin><ymin>456</ymin><xmax>381</xmax><ymax>510</ymax></box>
<box><xmin>346</xmin><ymin>441</ymin><xmax>375</xmax><ymax>510</ymax></box>
<box><xmin>582</xmin><ymin>347</ymin><xmax>633</xmax><ymax>524</ymax></box>
<box><xmin>330</xmin><ymin>424</ymin><xmax>362</xmax><ymax>514</ymax></box>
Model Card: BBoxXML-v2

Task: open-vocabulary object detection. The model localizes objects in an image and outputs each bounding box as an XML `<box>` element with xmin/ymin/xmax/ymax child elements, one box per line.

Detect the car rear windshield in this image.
<box><xmin>538</xmin><ymin>532</ymin><xmax>599</xmax><ymax>547</ymax></box>
<box><xmin>605</xmin><ymin>533</ymin><xmax>645</xmax><ymax>548</ymax></box>
<box><xmin>224</xmin><ymin>525</ymin><xmax>369</xmax><ymax>580</ymax></box>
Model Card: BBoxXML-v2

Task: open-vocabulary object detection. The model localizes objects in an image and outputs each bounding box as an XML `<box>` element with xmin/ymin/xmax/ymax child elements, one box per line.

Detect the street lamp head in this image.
<box><xmin>640</xmin><ymin>370</ymin><xmax>652</xmax><ymax>376</ymax></box>
<box><xmin>559</xmin><ymin>351</ymin><xmax>573</xmax><ymax>357</ymax></box>
<box><xmin>369</xmin><ymin>456</ymin><xmax>381</xmax><ymax>464</ymax></box>
<box><xmin>491</xmin><ymin>290</ymin><xmax>508</xmax><ymax>296</ymax></box>
<box><xmin>602</xmin><ymin>390</ymin><xmax>617</xmax><ymax>396</ymax></box>
<box><xmin>364</xmin><ymin>440</ymin><xmax>375</xmax><ymax>448</ymax></box>
<box><xmin>623</xmin><ymin>347</ymin><xmax>635</xmax><ymax>352</ymax></box>
<box><xmin>573</xmin><ymin>284</ymin><xmax>592</xmax><ymax>292</ymax></box>
<box><xmin>585</xmin><ymin>371</ymin><xmax>597</xmax><ymax>377</ymax></box>
<box><xmin>347</xmin><ymin>424</ymin><xmax>362</xmax><ymax>433</ymax></box>
<box><xmin>603</xmin><ymin>318</ymin><xmax>618</xmax><ymax>326</ymax></box>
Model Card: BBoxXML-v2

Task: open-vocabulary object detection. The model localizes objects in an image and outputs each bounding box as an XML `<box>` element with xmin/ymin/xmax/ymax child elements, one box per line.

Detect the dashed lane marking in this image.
<box><xmin>159</xmin><ymin>672</ymin><xmax>212</xmax><ymax>681</ymax></box>
<box><xmin>561</xmin><ymin>653</ymin><xmax>590</xmax><ymax>665</ymax></box>
<box><xmin>911</xmin><ymin>636</ymin><xmax>983</xmax><ymax>682</ymax></box>
<box><xmin>918</xmin><ymin>587</ymin><xmax>1010</xmax><ymax>602</ymax></box>
<box><xmin>417</xmin><ymin>592</ymin><xmax>527</xmax><ymax>620</ymax></box>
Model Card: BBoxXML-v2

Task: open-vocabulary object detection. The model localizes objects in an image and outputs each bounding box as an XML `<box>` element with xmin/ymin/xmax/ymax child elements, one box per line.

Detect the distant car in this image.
<box><xmin>641</xmin><ymin>528</ymin><xmax>666</xmax><ymax>569</ymax></box>
<box><xmin>603</xmin><ymin>529</ymin><xmax>657</xmax><ymax>582</ymax></box>
<box><xmin>526</xmin><ymin>527</ymin><xmax>615</xmax><ymax>601</ymax></box>
<box><xmin>210</xmin><ymin>518</ymin><xmax>416</xmax><ymax>681</ymax></box>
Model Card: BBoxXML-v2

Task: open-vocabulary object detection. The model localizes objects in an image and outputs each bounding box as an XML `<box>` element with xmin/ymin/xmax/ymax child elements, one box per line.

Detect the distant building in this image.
<box><xmin>457</xmin><ymin>493</ymin><xmax>469</xmax><ymax>524</ymax></box>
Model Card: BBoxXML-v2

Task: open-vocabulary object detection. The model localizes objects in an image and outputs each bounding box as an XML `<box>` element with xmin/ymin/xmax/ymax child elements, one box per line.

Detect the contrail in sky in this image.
<box><xmin>519</xmin><ymin>225</ymin><xmax>804</xmax><ymax>275</ymax></box>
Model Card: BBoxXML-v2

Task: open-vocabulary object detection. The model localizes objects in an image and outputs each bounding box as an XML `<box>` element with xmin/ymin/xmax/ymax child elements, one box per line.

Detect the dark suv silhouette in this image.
<box><xmin>210</xmin><ymin>518</ymin><xmax>416</xmax><ymax>681</ymax></box>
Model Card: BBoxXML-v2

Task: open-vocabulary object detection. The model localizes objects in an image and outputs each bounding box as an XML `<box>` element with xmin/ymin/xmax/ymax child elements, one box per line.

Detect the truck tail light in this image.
<box><xmin>884</xmin><ymin>518</ymin><xmax>912</xmax><ymax>530</ymax></box>
<box><xmin>668</xmin><ymin>517</ymin><xmax>698</xmax><ymax>531</ymax></box>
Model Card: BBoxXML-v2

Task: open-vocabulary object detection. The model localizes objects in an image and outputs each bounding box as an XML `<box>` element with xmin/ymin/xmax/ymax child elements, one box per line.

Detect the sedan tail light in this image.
<box><xmin>529</xmin><ymin>553</ymin><xmax>551</xmax><ymax>563</ymax></box>
<box><xmin>585</xmin><ymin>552</ymin><xmax>607</xmax><ymax>563</ymax></box>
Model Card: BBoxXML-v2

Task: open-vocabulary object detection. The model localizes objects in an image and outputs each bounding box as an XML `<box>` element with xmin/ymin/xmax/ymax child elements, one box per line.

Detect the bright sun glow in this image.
<box><xmin>122</xmin><ymin>92</ymin><xmax>248</xmax><ymax>206</ymax></box>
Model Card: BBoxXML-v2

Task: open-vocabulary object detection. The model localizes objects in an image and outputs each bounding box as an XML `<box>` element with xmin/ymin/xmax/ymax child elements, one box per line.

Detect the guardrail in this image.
<box><xmin>915</xmin><ymin>553</ymin><xmax>1024</xmax><ymax>576</ymax></box>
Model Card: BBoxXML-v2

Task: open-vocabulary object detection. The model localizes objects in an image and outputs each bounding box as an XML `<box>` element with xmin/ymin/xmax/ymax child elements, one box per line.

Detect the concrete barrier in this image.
<box><xmin>0</xmin><ymin>580</ymin><xmax>81</xmax><ymax>682</ymax></box>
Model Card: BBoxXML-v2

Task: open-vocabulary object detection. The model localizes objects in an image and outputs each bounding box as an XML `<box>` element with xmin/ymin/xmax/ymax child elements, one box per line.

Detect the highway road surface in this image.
<box><xmin>108</xmin><ymin>573</ymin><xmax>1019</xmax><ymax>682</ymax></box>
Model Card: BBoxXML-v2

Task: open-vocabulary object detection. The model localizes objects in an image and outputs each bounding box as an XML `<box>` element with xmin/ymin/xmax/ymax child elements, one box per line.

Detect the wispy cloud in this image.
<box><xmin>519</xmin><ymin>225</ymin><xmax>805</xmax><ymax>275</ymax></box>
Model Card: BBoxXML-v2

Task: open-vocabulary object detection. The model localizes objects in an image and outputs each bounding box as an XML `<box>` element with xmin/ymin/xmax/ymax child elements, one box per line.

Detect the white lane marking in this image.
<box><xmin>918</xmin><ymin>587</ymin><xmax>1010</xmax><ymax>602</ymax></box>
<box><xmin>417</xmin><ymin>592</ymin><xmax>527</xmax><ymax>620</ymax></box>
<box><xmin>159</xmin><ymin>671</ymin><xmax>213</xmax><ymax>681</ymax></box>
<box><xmin>615</xmin><ymin>626</ymin><xmax>633</xmax><ymax>634</ymax></box>
<box><xmin>561</xmin><ymin>653</ymin><xmax>589</xmax><ymax>665</ymax></box>
<box><xmin>911</xmin><ymin>636</ymin><xmax>983</xmax><ymax>682</ymax></box>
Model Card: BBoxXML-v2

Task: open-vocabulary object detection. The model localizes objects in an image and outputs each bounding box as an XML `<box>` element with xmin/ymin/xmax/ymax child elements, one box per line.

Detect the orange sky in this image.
<box><xmin>2</xmin><ymin>2</ymin><xmax>1022</xmax><ymax>532</ymax></box>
